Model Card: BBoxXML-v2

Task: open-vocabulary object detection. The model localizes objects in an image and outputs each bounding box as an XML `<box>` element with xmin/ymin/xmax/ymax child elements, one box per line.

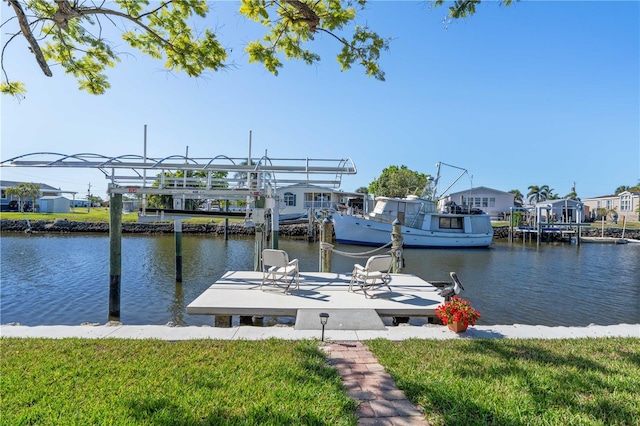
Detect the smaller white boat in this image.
<box><xmin>580</xmin><ymin>237</ymin><xmax>628</xmax><ymax>244</ymax></box>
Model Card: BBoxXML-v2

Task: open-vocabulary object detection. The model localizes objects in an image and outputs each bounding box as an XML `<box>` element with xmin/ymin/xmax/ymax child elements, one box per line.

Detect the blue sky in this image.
<box><xmin>1</xmin><ymin>1</ymin><xmax>638</xmax><ymax>200</ymax></box>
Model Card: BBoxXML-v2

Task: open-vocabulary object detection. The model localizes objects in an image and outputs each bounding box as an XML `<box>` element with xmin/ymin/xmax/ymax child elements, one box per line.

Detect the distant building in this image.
<box><xmin>276</xmin><ymin>183</ymin><xmax>367</xmax><ymax>220</ymax></box>
<box><xmin>534</xmin><ymin>199</ymin><xmax>584</xmax><ymax>223</ymax></box>
<box><xmin>582</xmin><ymin>191</ymin><xmax>639</xmax><ymax>222</ymax></box>
<box><xmin>38</xmin><ymin>196</ymin><xmax>71</xmax><ymax>213</ymax></box>
<box><xmin>439</xmin><ymin>186</ymin><xmax>516</xmax><ymax>220</ymax></box>
<box><xmin>0</xmin><ymin>180</ymin><xmax>77</xmax><ymax>213</ymax></box>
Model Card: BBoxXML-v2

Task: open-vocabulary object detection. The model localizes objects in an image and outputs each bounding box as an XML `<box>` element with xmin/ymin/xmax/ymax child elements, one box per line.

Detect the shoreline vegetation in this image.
<box><xmin>1</xmin><ymin>210</ymin><xmax>639</xmax><ymax>241</ymax></box>
<box><xmin>1</xmin><ymin>337</ymin><xmax>638</xmax><ymax>425</ymax></box>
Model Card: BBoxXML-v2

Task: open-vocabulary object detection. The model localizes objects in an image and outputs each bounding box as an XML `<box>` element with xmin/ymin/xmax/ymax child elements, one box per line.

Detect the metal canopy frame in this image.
<box><xmin>0</xmin><ymin>152</ymin><xmax>357</xmax><ymax>198</ymax></box>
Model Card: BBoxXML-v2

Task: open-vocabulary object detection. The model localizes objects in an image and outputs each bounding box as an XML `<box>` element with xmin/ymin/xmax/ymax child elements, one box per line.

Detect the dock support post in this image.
<box><xmin>254</xmin><ymin>223</ymin><xmax>264</xmax><ymax>271</ymax></box>
<box><xmin>508</xmin><ymin>207</ymin><xmax>513</xmax><ymax>243</ymax></box>
<box><xmin>224</xmin><ymin>217</ymin><xmax>229</xmax><ymax>240</ymax></box>
<box><xmin>271</xmin><ymin>198</ymin><xmax>279</xmax><ymax>250</ymax></box>
<box><xmin>320</xmin><ymin>218</ymin><xmax>333</xmax><ymax>272</ymax></box>
<box><xmin>175</xmin><ymin>219</ymin><xmax>183</xmax><ymax>282</ymax></box>
<box><xmin>108</xmin><ymin>191</ymin><xmax>122</xmax><ymax>321</ymax></box>
<box><xmin>391</xmin><ymin>219</ymin><xmax>403</xmax><ymax>273</ymax></box>
<box><xmin>307</xmin><ymin>208</ymin><xmax>315</xmax><ymax>242</ymax></box>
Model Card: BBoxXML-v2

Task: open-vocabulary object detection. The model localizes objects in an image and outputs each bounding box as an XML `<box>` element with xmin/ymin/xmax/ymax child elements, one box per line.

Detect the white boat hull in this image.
<box><xmin>332</xmin><ymin>213</ymin><xmax>494</xmax><ymax>248</ymax></box>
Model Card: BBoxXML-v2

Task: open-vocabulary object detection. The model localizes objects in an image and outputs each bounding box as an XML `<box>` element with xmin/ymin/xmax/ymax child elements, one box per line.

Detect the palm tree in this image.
<box><xmin>509</xmin><ymin>189</ymin><xmax>523</xmax><ymax>206</ymax></box>
<box><xmin>5</xmin><ymin>183</ymin><xmax>41</xmax><ymax>212</ymax></box>
<box><xmin>527</xmin><ymin>185</ymin><xmax>553</xmax><ymax>203</ymax></box>
<box><xmin>614</xmin><ymin>185</ymin><xmax>629</xmax><ymax>195</ymax></box>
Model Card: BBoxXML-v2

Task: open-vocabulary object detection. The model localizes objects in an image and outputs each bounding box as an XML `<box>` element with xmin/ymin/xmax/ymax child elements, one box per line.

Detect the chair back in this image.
<box><xmin>365</xmin><ymin>255</ymin><xmax>393</xmax><ymax>273</ymax></box>
<box><xmin>262</xmin><ymin>249</ymin><xmax>288</xmax><ymax>268</ymax></box>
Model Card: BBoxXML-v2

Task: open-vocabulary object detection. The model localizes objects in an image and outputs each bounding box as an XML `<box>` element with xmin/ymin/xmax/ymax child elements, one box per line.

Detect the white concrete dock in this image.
<box><xmin>186</xmin><ymin>271</ymin><xmax>444</xmax><ymax>330</ymax></box>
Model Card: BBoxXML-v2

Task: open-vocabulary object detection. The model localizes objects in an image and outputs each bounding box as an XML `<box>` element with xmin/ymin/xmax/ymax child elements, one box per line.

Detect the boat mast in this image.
<box><xmin>431</xmin><ymin>162</ymin><xmax>470</xmax><ymax>201</ymax></box>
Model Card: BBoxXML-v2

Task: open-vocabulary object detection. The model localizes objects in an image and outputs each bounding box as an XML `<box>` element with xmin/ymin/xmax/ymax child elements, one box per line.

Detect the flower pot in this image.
<box><xmin>448</xmin><ymin>320</ymin><xmax>468</xmax><ymax>333</ymax></box>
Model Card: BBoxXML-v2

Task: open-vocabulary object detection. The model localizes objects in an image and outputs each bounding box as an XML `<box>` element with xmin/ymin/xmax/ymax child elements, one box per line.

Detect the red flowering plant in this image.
<box><xmin>435</xmin><ymin>296</ymin><xmax>481</xmax><ymax>326</ymax></box>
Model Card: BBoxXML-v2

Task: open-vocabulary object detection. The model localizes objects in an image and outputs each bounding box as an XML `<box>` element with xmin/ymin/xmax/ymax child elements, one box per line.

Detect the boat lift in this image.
<box><xmin>1</xmin><ymin>150</ymin><xmax>357</xmax><ymax>320</ymax></box>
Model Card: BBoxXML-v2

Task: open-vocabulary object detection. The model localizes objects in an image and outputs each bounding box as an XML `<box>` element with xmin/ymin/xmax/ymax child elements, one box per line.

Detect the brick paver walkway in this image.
<box><xmin>323</xmin><ymin>341</ymin><xmax>431</xmax><ymax>426</ymax></box>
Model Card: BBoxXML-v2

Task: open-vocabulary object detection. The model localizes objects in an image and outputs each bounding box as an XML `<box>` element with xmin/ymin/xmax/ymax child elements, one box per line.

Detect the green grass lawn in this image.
<box><xmin>2</xmin><ymin>337</ymin><xmax>638</xmax><ymax>425</ymax></box>
<box><xmin>0</xmin><ymin>338</ymin><xmax>356</xmax><ymax>425</ymax></box>
<box><xmin>366</xmin><ymin>337</ymin><xmax>640</xmax><ymax>426</ymax></box>
<box><xmin>0</xmin><ymin>208</ymin><xmax>244</xmax><ymax>224</ymax></box>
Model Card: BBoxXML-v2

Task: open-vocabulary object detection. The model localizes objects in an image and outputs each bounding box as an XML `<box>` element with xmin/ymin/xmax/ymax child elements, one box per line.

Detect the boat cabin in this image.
<box><xmin>369</xmin><ymin>196</ymin><xmax>438</xmax><ymax>227</ymax></box>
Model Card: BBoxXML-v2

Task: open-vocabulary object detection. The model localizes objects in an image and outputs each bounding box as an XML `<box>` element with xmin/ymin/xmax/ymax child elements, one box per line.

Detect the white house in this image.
<box><xmin>534</xmin><ymin>199</ymin><xmax>584</xmax><ymax>223</ymax></box>
<box><xmin>276</xmin><ymin>183</ymin><xmax>366</xmax><ymax>220</ymax></box>
<box><xmin>439</xmin><ymin>186</ymin><xmax>515</xmax><ymax>220</ymax></box>
<box><xmin>582</xmin><ymin>191</ymin><xmax>639</xmax><ymax>222</ymax></box>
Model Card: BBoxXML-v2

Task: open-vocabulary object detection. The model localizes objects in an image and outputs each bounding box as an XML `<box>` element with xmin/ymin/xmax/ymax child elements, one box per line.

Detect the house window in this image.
<box><xmin>605</xmin><ymin>200</ymin><xmax>613</xmax><ymax>210</ymax></box>
<box><xmin>1</xmin><ymin>190</ymin><xmax>5</xmax><ymax>199</ymax></box>
<box><xmin>482</xmin><ymin>197</ymin><xmax>488</xmax><ymax>207</ymax></box>
<box><xmin>439</xmin><ymin>217</ymin><xmax>463</xmax><ymax>229</ymax></box>
<box><xmin>283</xmin><ymin>192</ymin><xmax>296</xmax><ymax>207</ymax></box>
<box><xmin>620</xmin><ymin>194</ymin><xmax>631</xmax><ymax>211</ymax></box>
<box><xmin>489</xmin><ymin>197</ymin><xmax>495</xmax><ymax>207</ymax></box>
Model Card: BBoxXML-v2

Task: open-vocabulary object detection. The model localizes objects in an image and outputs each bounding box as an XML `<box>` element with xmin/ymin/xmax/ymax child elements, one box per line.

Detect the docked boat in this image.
<box><xmin>580</xmin><ymin>237</ymin><xmax>629</xmax><ymax>244</ymax></box>
<box><xmin>332</xmin><ymin>195</ymin><xmax>494</xmax><ymax>247</ymax></box>
<box><xmin>333</xmin><ymin>162</ymin><xmax>494</xmax><ymax>248</ymax></box>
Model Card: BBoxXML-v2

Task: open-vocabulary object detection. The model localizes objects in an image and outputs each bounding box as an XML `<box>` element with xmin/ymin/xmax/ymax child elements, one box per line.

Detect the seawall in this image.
<box><xmin>1</xmin><ymin>219</ymin><xmax>639</xmax><ymax>241</ymax></box>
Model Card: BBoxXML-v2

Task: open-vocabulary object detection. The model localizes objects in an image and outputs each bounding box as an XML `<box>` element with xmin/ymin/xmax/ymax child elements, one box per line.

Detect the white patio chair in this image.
<box><xmin>261</xmin><ymin>249</ymin><xmax>300</xmax><ymax>293</ymax></box>
<box><xmin>349</xmin><ymin>254</ymin><xmax>393</xmax><ymax>298</ymax></box>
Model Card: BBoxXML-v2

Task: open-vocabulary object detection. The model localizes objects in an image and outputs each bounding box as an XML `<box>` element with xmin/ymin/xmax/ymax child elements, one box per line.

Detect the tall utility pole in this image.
<box><xmin>87</xmin><ymin>183</ymin><xmax>91</xmax><ymax>212</ymax></box>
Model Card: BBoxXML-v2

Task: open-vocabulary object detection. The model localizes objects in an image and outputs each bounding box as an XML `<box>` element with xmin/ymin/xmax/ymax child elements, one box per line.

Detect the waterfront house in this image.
<box><xmin>438</xmin><ymin>186</ymin><xmax>515</xmax><ymax>220</ymax></box>
<box><xmin>534</xmin><ymin>198</ymin><xmax>584</xmax><ymax>223</ymax></box>
<box><xmin>582</xmin><ymin>191</ymin><xmax>640</xmax><ymax>222</ymax></box>
<box><xmin>0</xmin><ymin>180</ymin><xmax>69</xmax><ymax>212</ymax></box>
<box><xmin>275</xmin><ymin>183</ymin><xmax>367</xmax><ymax>220</ymax></box>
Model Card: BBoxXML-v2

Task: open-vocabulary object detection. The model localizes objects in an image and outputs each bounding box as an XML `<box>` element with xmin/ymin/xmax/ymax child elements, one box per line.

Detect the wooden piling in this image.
<box><xmin>109</xmin><ymin>192</ymin><xmax>122</xmax><ymax>320</ymax></box>
<box><xmin>391</xmin><ymin>219</ymin><xmax>403</xmax><ymax>273</ymax></box>
<box><xmin>175</xmin><ymin>219</ymin><xmax>183</xmax><ymax>282</ymax></box>
<box><xmin>320</xmin><ymin>218</ymin><xmax>333</xmax><ymax>272</ymax></box>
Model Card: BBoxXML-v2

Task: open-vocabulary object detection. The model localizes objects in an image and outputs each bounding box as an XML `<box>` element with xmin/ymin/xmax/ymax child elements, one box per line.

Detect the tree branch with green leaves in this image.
<box><xmin>1</xmin><ymin>0</ymin><xmax>515</xmax><ymax>97</ymax></box>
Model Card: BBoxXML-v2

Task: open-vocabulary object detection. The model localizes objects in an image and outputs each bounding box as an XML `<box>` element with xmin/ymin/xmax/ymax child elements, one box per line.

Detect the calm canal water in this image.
<box><xmin>1</xmin><ymin>233</ymin><xmax>639</xmax><ymax>327</ymax></box>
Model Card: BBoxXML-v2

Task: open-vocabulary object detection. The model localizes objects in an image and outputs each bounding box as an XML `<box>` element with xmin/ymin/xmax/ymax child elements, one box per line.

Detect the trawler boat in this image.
<box><xmin>332</xmin><ymin>163</ymin><xmax>494</xmax><ymax>248</ymax></box>
<box><xmin>332</xmin><ymin>196</ymin><xmax>493</xmax><ymax>247</ymax></box>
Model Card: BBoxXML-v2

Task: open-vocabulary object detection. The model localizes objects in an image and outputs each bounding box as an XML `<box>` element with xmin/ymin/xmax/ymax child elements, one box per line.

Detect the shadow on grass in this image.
<box><xmin>367</xmin><ymin>338</ymin><xmax>639</xmax><ymax>426</ymax></box>
<box><xmin>127</xmin><ymin>396</ymin><xmax>347</xmax><ymax>425</ymax></box>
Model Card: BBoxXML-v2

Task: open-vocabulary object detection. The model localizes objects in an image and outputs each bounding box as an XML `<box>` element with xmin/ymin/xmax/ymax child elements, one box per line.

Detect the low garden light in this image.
<box><xmin>319</xmin><ymin>312</ymin><xmax>329</xmax><ymax>342</ymax></box>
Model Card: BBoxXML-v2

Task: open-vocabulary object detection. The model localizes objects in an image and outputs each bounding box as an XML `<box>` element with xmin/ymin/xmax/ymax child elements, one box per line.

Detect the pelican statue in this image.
<box><xmin>438</xmin><ymin>272</ymin><xmax>465</xmax><ymax>301</ymax></box>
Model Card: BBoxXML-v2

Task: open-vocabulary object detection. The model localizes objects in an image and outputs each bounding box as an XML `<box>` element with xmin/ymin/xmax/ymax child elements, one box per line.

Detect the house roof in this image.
<box><xmin>277</xmin><ymin>183</ymin><xmax>364</xmax><ymax>197</ymax></box>
<box><xmin>0</xmin><ymin>180</ymin><xmax>61</xmax><ymax>192</ymax></box>
<box><xmin>583</xmin><ymin>191</ymin><xmax>640</xmax><ymax>200</ymax></box>
<box><xmin>534</xmin><ymin>198</ymin><xmax>582</xmax><ymax>206</ymax></box>
<box><xmin>447</xmin><ymin>186</ymin><xmax>514</xmax><ymax>196</ymax></box>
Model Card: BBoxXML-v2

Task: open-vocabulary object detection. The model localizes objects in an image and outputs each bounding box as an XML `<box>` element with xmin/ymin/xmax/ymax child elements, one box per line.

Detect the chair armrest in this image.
<box><xmin>288</xmin><ymin>258</ymin><xmax>299</xmax><ymax>268</ymax></box>
<box><xmin>353</xmin><ymin>264</ymin><xmax>365</xmax><ymax>272</ymax></box>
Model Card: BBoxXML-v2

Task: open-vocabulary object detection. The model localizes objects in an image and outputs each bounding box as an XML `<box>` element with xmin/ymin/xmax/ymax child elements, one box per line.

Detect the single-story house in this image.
<box><xmin>581</xmin><ymin>191</ymin><xmax>639</xmax><ymax>222</ymax></box>
<box><xmin>534</xmin><ymin>199</ymin><xmax>584</xmax><ymax>223</ymax></box>
<box><xmin>1</xmin><ymin>180</ymin><xmax>66</xmax><ymax>212</ymax></box>
<box><xmin>438</xmin><ymin>186</ymin><xmax>515</xmax><ymax>220</ymax></box>
<box><xmin>275</xmin><ymin>183</ymin><xmax>368</xmax><ymax>220</ymax></box>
